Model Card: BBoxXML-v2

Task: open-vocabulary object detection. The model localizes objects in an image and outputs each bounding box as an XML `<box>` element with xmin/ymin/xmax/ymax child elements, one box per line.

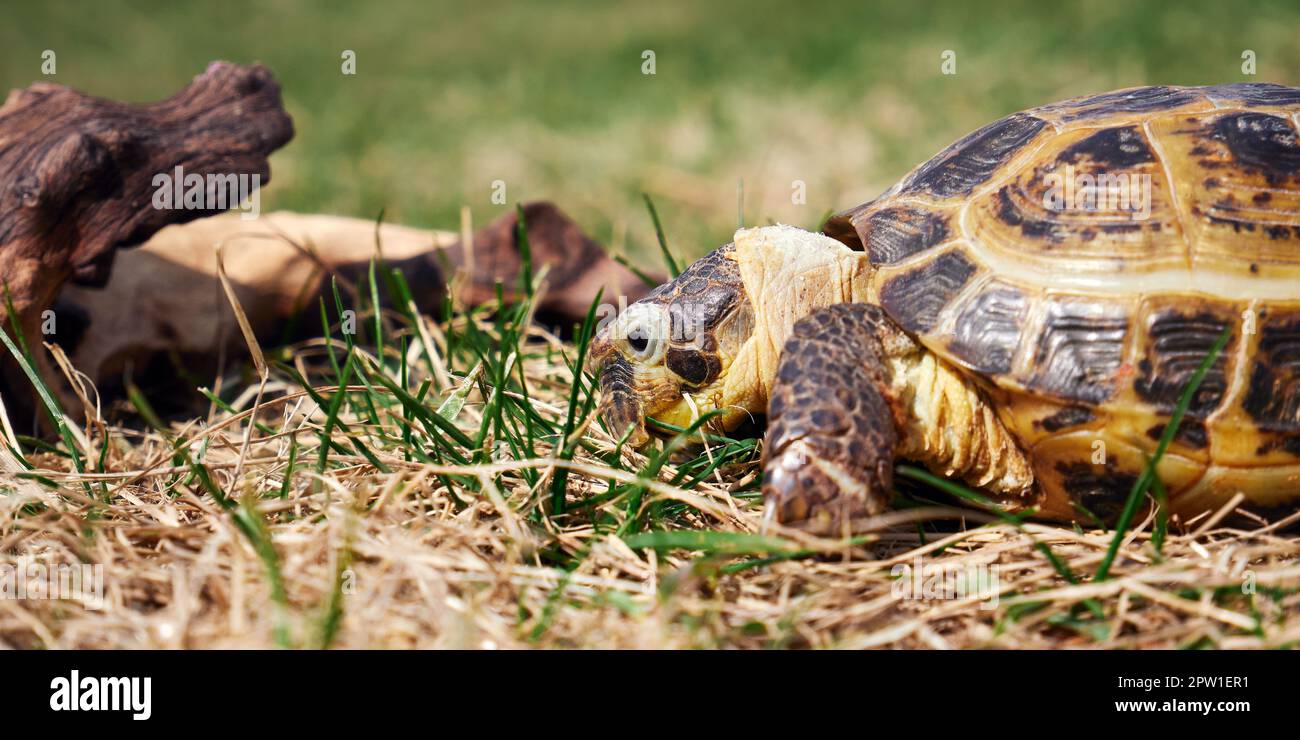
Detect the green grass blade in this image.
<box><xmin>316</xmin><ymin>532</ymin><xmax>352</xmax><ymax>649</ymax></box>
<box><xmin>1094</xmin><ymin>324</ymin><xmax>1232</xmax><ymax>581</ymax></box>
<box><xmin>0</xmin><ymin>315</ymin><xmax>89</xmax><ymax>493</ymax></box>
<box><xmin>436</xmin><ymin>366</ymin><xmax>483</xmax><ymax>421</ymax></box>
<box><xmin>548</xmin><ymin>290</ymin><xmax>603</xmax><ymax>515</ymax></box>
<box><xmin>735</xmin><ymin>178</ymin><xmax>744</xmax><ymax>229</ymax></box>
<box><xmin>515</xmin><ymin>202</ymin><xmax>534</xmax><ymax>299</ymax></box>
<box><xmin>1150</xmin><ymin>471</ymin><xmax>1169</xmax><ymax>559</ymax></box>
<box><xmin>622</xmin><ymin>529</ymin><xmax>795</xmax><ymax>555</ymax></box>
<box><xmin>617</xmin><ymin>408</ymin><xmax>728</xmax><ymax>536</ymax></box>
<box><xmin>610</xmin><ymin>254</ymin><xmax>660</xmax><ymax>288</ymax></box>
<box><xmin>316</xmin><ymin>353</ymin><xmax>357</xmax><ymax>475</ymax></box>
<box><xmin>279</xmin><ymin>435</ymin><xmax>298</xmax><ymax>500</ymax></box>
<box><xmin>368</xmin><ymin>257</ymin><xmax>384</xmax><ymax>365</ymax></box>
<box><xmin>364</xmin><ymin>360</ymin><xmax>475</xmax><ymax>449</ymax></box>
<box><xmin>641</xmin><ymin>193</ymin><xmax>679</xmax><ymax>277</ymax></box>
<box><xmin>231</xmin><ymin>495</ymin><xmax>293</xmax><ymax>648</ymax></box>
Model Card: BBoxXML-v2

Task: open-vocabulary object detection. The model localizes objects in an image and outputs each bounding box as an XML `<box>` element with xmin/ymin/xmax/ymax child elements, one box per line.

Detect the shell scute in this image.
<box><xmin>877</xmin><ymin>249</ymin><xmax>978</xmax><ymax>333</ymax></box>
<box><xmin>1146</xmin><ymin>110</ymin><xmax>1300</xmax><ymax>277</ymax></box>
<box><xmin>1032</xmin><ymin>85</ymin><xmax>1211</xmax><ymax>124</ymax></box>
<box><xmin>901</xmin><ymin>112</ymin><xmax>1049</xmax><ymax>199</ymax></box>
<box><xmin>1205</xmin><ymin>82</ymin><xmax>1300</xmax><ymax>109</ymax></box>
<box><xmin>969</xmin><ymin>122</ymin><xmax>1187</xmax><ymax>271</ymax></box>
<box><xmin>1242</xmin><ymin>311</ymin><xmax>1300</xmax><ymax>435</ymax></box>
<box><xmin>1132</xmin><ymin>299</ymin><xmax>1237</xmax><ymax>418</ymax></box>
<box><xmin>1022</xmin><ymin>296</ymin><xmax>1131</xmax><ymax>405</ymax></box>
<box><xmin>829</xmin><ymin>203</ymin><xmax>952</xmax><ymax>265</ymax></box>
<box><xmin>945</xmin><ymin>278</ymin><xmax>1027</xmax><ymax>375</ymax></box>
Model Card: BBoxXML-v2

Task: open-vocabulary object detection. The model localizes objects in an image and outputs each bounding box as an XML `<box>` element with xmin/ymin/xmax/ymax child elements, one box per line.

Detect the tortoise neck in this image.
<box><xmin>729</xmin><ymin>225</ymin><xmax>872</xmax><ymax>404</ymax></box>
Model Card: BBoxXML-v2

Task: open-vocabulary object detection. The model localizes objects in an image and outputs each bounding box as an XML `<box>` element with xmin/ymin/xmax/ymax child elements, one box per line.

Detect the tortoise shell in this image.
<box><xmin>824</xmin><ymin>83</ymin><xmax>1300</xmax><ymax>520</ymax></box>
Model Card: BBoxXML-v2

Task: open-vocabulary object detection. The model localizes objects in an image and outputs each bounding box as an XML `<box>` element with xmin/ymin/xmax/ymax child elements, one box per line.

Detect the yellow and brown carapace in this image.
<box><xmin>597</xmin><ymin>83</ymin><xmax>1300</xmax><ymax>532</ymax></box>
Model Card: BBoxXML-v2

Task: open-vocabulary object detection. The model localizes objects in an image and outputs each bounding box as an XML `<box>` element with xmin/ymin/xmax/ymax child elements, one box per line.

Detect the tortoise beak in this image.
<box><xmin>595</xmin><ymin>353</ymin><xmax>650</xmax><ymax>448</ymax></box>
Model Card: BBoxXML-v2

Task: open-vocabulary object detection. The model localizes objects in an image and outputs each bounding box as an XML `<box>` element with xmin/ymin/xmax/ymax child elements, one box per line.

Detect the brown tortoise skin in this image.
<box><xmin>763</xmin><ymin>304</ymin><xmax>908</xmax><ymax>533</ymax></box>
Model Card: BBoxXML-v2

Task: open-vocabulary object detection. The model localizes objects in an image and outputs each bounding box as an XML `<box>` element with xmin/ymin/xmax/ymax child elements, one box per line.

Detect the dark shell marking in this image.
<box><xmin>1036</xmin><ymin>406</ymin><xmax>1095</xmax><ymax>432</ymax></box>
<box><xmin>1057</xmin><ymin>125</ymin><xmax>1156</xmax><ymax>169</ymax></box>
<box><xmin>1146</xmin><ymin>419</ymin><xmax>1210</xmax><ymax>449</ymax></box>
<box><xmin>1026</xmin><ymin>299</ymin><xmax>1129</xmax><ymax>404</ymax></box>
<box><xmin>1244</xmin><ymin>314</ymin><xmax>1300</xmax><ymax>434</ymax></box>
<box><xmin>1036</xmin><ymin>85</ymin><xmax>1203</xmax><ymax>122</ymax></box>
<box><xmin>948</xmin><ymin>281</ymin><xmax>1027</xmax><ymax>375</ymax></box>
<box><xmin>903</xmin><ymin>113</ymin><xmax>1048</xmax><ymax>198</ymax></box>
<box><xmin>1256</xmin><ymin>435</ymin><xmax>1300</xmax><ymax>457</ymax></box>
<box><xmin>1054</xmin><ymin>460</ymin><xmax>1139</xmax><ymax>521</ymax></box>
<box><xmin>1206</xmin><ymin>82</ymin><xmax>1300</xmax><ymax>108</ymax></box>
<box><xmin>1209</xmin><ymin>112</ymin><xmax>1300</xmax><ymax>185</ymax></box>
<box><xmin>994</xmin><ymin>185</ymin><xmax>1073</xmax><ymax>243</ymax></box>
<box><xmin>1134</xmin><ymin>309</ymin><xmax>1234</xmax><ymax>417</ymax></box>
<box><xmin>878</xmin><ymin>250</ymin><xmax>977</xmax><ymax>333</ymax></box>
<box><xmin>857</xmin><ymin>206</ymin><xmax>950</xmax><ymax>265</ymax></box>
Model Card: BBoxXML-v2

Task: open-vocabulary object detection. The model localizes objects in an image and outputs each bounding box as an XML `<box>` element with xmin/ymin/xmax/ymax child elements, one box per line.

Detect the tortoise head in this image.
<box><xmin>590</xmin><ymin>225</ymin><xmax>869</xmax><ymax>447</ymax></box>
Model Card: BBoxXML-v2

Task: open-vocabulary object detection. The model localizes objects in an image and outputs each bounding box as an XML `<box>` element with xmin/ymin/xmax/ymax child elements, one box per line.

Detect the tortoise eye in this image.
<box><xmin>619</xmin><ymin>304</ymin><xmax>667</xmax><ymax>360</ymax></box>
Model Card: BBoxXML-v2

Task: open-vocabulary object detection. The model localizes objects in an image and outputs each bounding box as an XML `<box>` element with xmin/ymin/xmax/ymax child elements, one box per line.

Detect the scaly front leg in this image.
<box><xmin>763</xmin><ymin>303</ymin><xmax>1034</xmax><ymax>534</ymax></box>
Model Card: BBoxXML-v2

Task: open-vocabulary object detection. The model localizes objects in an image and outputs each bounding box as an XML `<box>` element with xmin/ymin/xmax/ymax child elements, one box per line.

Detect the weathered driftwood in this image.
<box><xmin>0</xmin><ymin>61</ymin><xmax>293</xmax><ymax>429</ymax></box>
<box><xmin>55</xmin><ymin>203</ymin><xmax>658</xmax><ymax>408</ymax></box>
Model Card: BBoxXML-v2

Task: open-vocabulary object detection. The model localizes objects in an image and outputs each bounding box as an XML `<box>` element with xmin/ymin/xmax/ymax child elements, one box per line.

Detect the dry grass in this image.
<box><xmin>3</xmin><ymin>270</ymin><xmax>1300</xmax><ymax>650</ymax></box>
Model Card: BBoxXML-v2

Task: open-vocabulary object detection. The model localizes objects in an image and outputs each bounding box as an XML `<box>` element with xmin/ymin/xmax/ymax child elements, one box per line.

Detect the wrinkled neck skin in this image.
<box><xmin>709</xmin><ymin>225</ymin><xmax>872</xmax><ymax>431</ymax></box>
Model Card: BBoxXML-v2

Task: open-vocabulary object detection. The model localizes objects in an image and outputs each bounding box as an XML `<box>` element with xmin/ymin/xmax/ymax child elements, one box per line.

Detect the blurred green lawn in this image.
<box><xmin>5</xmin><ymin>0</ymin><xmax>1300</xmax><ymax>268</ymax></box>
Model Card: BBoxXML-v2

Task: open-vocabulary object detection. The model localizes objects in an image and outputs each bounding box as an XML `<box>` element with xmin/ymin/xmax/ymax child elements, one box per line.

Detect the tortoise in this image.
<box><xmin>590</xmin><ymin>82</ymin><xmax>1300</xmax><ymax>533</ymax></box>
